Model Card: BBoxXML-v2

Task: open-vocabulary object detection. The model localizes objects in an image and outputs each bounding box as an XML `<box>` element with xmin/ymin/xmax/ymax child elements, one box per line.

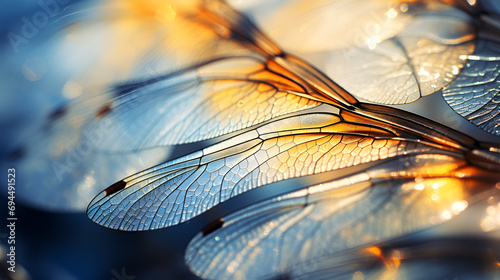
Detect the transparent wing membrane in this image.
<box><xmin>71</xmin><ymin>1</ymin><xmax>500</xmax><ymax>279</ymax></box>
<box><xmin>73</xmin><ymin>0</ymin><xmax>362</xmax><ymax>152</ymax></box>
<box><xmin>84</xmin><ymin>56</ymin><xmax>322</xmax><ymax>152</ymax></box>
<box><xmin>185</xmin><ymin>154</ymin><xmax>498</xmax><ymax>279</ymax></box>
<box><xmin>86</xmin><ymin>104</ymin><xmax>498</xmax><ymax>230</ymax></box>
<box><xmin>231</xmin><ymin>0</ymin><xmax>476</xmax><ymax>105</ymax></box>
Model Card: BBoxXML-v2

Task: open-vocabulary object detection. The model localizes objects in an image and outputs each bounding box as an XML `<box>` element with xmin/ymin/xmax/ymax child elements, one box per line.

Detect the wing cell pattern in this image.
<box><xmin>232</xmin><ymin>0</ymin><xmax>476</xmax><ymax>105</ymax></box>
<box><xmin>443</xmin><ymin>39</ymin><xmax>500</xmax><ymax>136</ymax></box>
<box><xmin>325</xmin><ymin>12</ymin><xmax>475</xmax><ymax>104</ymax></box>
<box><xmin>87</xmin><ymin>112</ymin><xmax>441</xmax><ymax>230</ymax></box>
<box><xmin>86</xmin><ymin>56</ymin><xmax>321</xmax><ymax>152</ymax></box>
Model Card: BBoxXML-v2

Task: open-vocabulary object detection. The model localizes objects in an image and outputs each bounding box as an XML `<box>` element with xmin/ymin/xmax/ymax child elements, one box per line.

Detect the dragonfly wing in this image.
<box><xmin>443</xmin><ymin>38</ymin><xmax>500</xmax><ymax>136</ymax></box>
<box><xmin>4</xmin><ymin>0</ymin><xmax>285</xmax><ymax>209</ymax></box>
<box><xmin>4</xmin><ymin>74</ymin><xmax>173</xmax><ymax>212</ymax></box>
<box><xmin>233</xmin><ymin>0</ymin><xmax>476</xmax><ymax>105</ymax></box>
<box><xmin>185</xmin><ymin>154</ymin><xmax>498</xmax><ymax>279</ymax></box>
<box><xmin>282</xmin><ymin>235</ymin><xmax>500</xmax><ymax>279</ymax></box>
<box><xmin>54</xmin><ymin>0</ymin><xmax>343</xmax><ymax>152</ymax></box>
<box><xmin>324</xmin><ymin>9</ymin><xmax>475</xmax><ymax>104</ymax></box>
<box><xmin>86</xmin><ymin>110</ymin><xmax>467</xmax><ymax>230</ymax></box>
<box><xmin>6</xmin><ymin>145</ymin><xmax>171</xmax><ymax>212</ymax></box>
<box><xmin>230</xmin><ymin>0</ymin><xmax>416</xmax><ymax>53</ymax></box>
<box><xmin>83</xmin><ymin>56</ymin><xmax>321</xmax><ymax>152</ymax></box>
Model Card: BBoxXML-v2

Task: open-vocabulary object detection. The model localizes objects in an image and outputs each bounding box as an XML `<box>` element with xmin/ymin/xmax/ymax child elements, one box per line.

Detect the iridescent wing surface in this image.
<box><xmin>234</xmin><ymin>0</ymin><xmax>500</xmax><ymax>137</ymax></box>
<box><xmin>4</xmin><ymin>0</ymin><xmax>324</xmax><ymax>209</ymax></box>
<box><xmin>86</xmin><ymin>0</ymin><xmax>500</xmax><ymax>228</ymax></box>
<box><xmin>264</xmin><ymin>236</ymin><xmax>500</xmax><ymax>279</ymax></box>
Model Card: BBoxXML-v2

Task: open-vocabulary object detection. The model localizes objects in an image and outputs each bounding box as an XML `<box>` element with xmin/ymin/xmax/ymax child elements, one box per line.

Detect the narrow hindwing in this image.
<box><xmin>185</xmin><ymin>153</ymin><xmax>498</xmax><ymax>280</ymax></box>
<box><xmin>86</xmin><ymin>110</ymin><xmax>461</xmax><ymax>230</ymax></box>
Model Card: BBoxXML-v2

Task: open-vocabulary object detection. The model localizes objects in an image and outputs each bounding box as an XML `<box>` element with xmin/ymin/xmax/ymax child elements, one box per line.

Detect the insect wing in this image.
<box><xmin>86</xmin><ymin>108</ymin><xmax>476</xmax><ymax>230</ymax></box>
<box><xmin>84</xmin><ymin>56</ymin><xmax>321</xmax><ymax>152</ymax></box>
<box><xmin>443</xmin><ymin>38</ymin><xmax>500</xmax><ymax>136</ymax></box>
<box><xmin>231</xmin><ymin>0</ymin><xmax>476</xmax><ymax>104</ymax></box>
<box><xmin>185</xmin><ymin>154</ymin><xmax>498</xmax><ymax>279</ymax></box>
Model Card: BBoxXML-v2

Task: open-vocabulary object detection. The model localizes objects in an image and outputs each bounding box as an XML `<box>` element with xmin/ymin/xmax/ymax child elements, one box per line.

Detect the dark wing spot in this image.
<box><xmin>201</xmin><ymin>218</ymin><xmax>224</xmax><ymax>236</ymax></box>
<box><xmin>105</xmin><ymin>180</ymin><xmax>127</xmax><ymax>196</ymax></box>
<box><xmin>95</xmin><ymin>103</ymin><xmax>112</xmax><ymax>119</ymax></box>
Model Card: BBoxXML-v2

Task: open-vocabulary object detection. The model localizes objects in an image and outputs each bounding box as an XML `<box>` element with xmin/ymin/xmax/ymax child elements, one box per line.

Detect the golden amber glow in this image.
<box><xmin>414</xmin><ymin>183</ymin><xmax>424</xmax><ymax>190</ymax></box>
<box><xmin>451</xmin><ymin>201</ymin><xmax>468</xmax><ymax>215</ymax></box>
<box><xmin>74</xmin><ymin>2</ymin><xmax>500</xmax><ymax>278</ymax></box>
<box><xmin>391</xmin><ymin>250</ymin><xmax>401</xmax><ymax>269</ymax></box>
<box><xmin>156</xmin><ymin>4</ymin><xmax>177</xmax><ymax>22</ymax></box>
<box><xmin>441</xmin><ymin>210</ymin><xmax>452</xmax><ymax>220</ymax></box>
<box><xmin>363</xmin><ymin>247</ymin><xmax>402</xmax><ymax>279</ymax></box>
<box><xmin>481</xmin><ymin>217</ymin><xmax>496</xmax><ymax>232</ymax></box>
<box><xmin>364</xmin><ymin>246</ymin><xmax>382</xmax><ymax>257</ymax></box>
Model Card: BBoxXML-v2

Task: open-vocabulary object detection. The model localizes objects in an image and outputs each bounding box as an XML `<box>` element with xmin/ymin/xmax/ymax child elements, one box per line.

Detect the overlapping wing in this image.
<box><xmin>84</xmin><ymin>56</ymin><xmax>321</xmax><ymax>152</ymax></box>
<box><xmin>185</xmin><ymin>153</ymin><xmax>499</xmax><ymax>279</ymax></box>
<box><xmin>86</xmin><ymin>109</ymin><xmax>471</xmax><ymax>230</ymax></box>
<box><xmin>443</xmin><ymin>38</ymin><xmax>500</xmax><ymax>136</ymax></box>
<box><xmin>317</xmin><ymin>6</ymin><xmax>475</xmax><ymax>104</ymax></box>
<box><xmin>61</xmin><ymin>0</ymin><xmax>361</xmax><ymax>152</ymax></box>
<box><xmin>231</xmin><ymin>0</ymin><xmax>476</xmax><ymax>104</ymax></box>
<box><xmin>253</xmin><ymin>235</ymin><xmax>500</xmax><ymax>279</ymax></box>
<box><xmin>2</xmin><ymin>88</ymin><xmax>173</xmax><ymax>211</ymax></box>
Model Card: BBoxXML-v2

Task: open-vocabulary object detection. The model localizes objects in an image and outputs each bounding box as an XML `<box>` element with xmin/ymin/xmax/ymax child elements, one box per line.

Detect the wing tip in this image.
<box><xmin>86</xmin><ymin>191</ymin><xmax>105</xmax><ymax>217</ymax></box>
